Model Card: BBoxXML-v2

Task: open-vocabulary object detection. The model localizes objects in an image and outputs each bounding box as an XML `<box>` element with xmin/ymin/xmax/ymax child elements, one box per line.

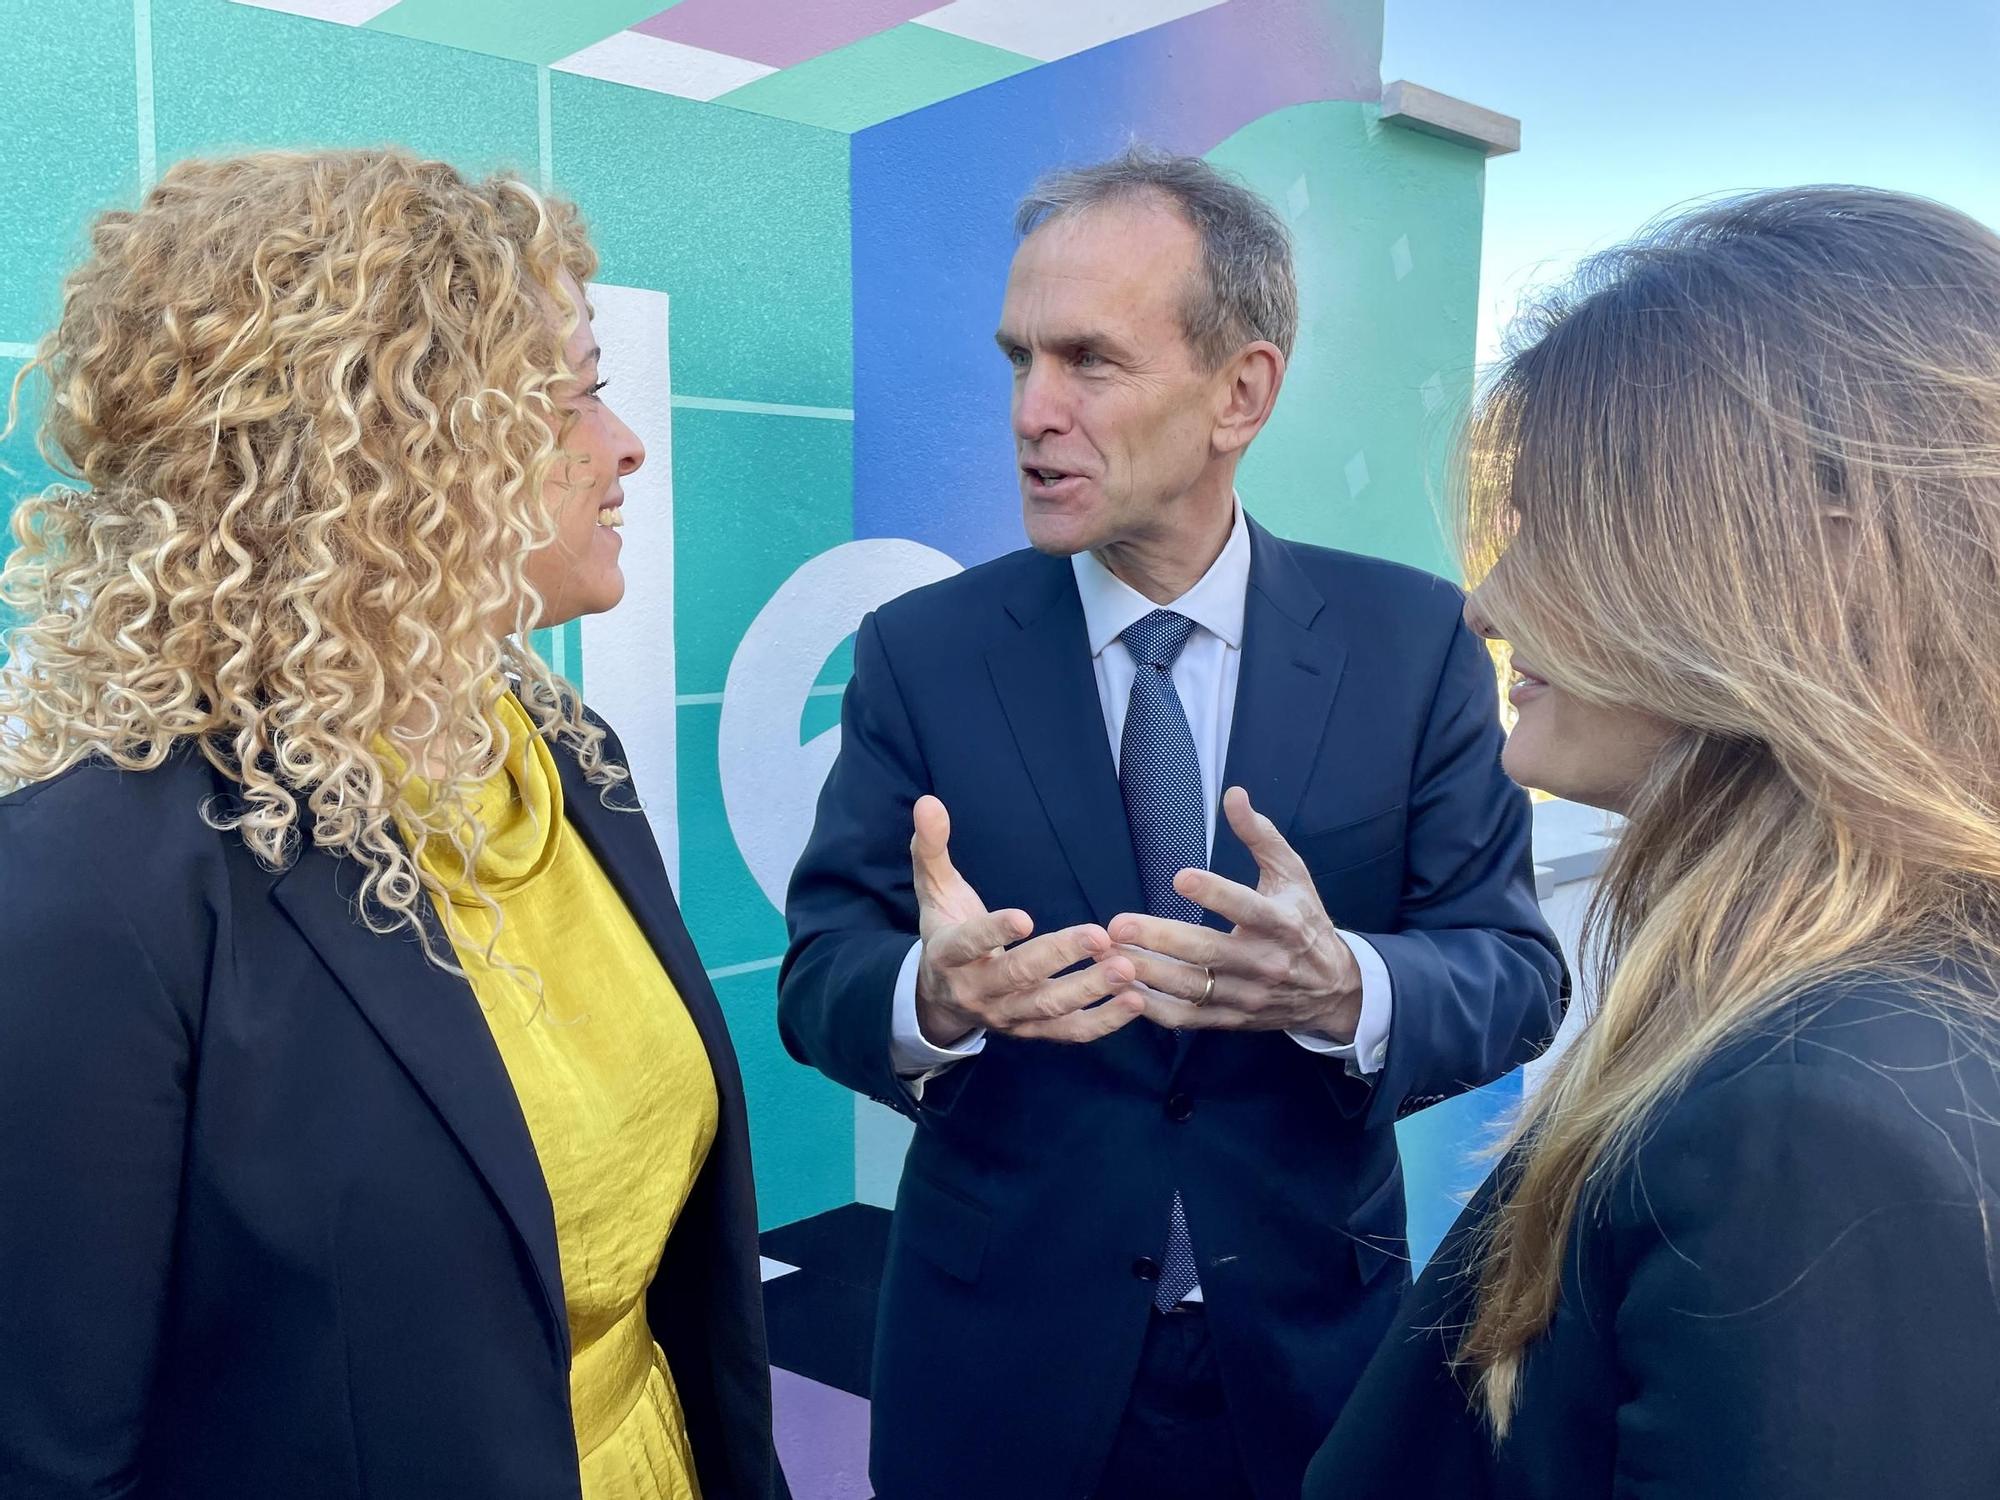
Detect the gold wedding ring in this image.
<box><xmin>1196</xmin><ymin>966</ymin><xmax>1216</xmax><ymax>1007</ymax></box>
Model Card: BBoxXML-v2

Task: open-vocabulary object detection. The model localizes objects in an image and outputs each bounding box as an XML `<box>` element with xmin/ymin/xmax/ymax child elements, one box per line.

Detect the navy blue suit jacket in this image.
<box><xmin>1307</xmin><ymin>968</ymin><xmax>2000</xmax><ymax>1498</ymax></box>
<box><xmin>780</xmin><ymin>519</ymin><xmax>1566</xmax><ymax>1499</ymax></box>
<box><xmin>0</xmin><ymin>716</ymin><xmax>786</xmax><ymax>1500</ymax></box>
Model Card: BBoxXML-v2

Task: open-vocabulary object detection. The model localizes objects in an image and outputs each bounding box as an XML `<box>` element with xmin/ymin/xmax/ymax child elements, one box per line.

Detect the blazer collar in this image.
<box><xmin>266</xmin><ymin>730</ymin><xmax>743</xmax><ymax>1374</ymax></box>
<box><xmin>269</xmin><ymin>841</ymin><xmax>573</xmax><ymax>1367</ymax></box>
<box><xmin>553</xmin><ymin>746</ymin><xmax>746</xmax><ymax>1125</ymax></box>
<box><xmin>1213</xmin><ymin>519</ymin><xmax>1346</xmax><ymax>892</ymax></box>
<box><xmin>990</xmin><ymin>554</ymin><xmax>1147</xmax><ymax>922</ymax></box>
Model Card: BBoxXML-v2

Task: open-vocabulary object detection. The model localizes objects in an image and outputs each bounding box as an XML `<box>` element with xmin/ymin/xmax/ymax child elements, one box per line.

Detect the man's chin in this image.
<box><xmin>1021</xmin><ymin>507</ymin><xmax>1099</xmax><ymax>558</ymax></box>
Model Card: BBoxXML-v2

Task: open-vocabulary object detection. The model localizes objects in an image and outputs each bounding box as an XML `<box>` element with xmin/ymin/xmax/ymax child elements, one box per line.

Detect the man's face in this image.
<box><xmin>996</xmin><ymin>196</ymin><xmax>1223</xmax><ymax>557</ymax></box>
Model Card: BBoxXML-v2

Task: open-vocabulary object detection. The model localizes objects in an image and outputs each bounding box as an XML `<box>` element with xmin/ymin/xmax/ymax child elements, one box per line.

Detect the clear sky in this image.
<box><xmin>1380</xmin><ymin>0</ymin><xmax>2000</xmax><ymax>367</ymax></box>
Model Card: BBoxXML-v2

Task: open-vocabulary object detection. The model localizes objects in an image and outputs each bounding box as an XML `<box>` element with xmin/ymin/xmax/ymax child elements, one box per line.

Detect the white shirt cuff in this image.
<box><xmin>1286</xmin><ymin>930</ymin><xmax>1393</xmax><ymax>1078</ymax></box>
<box><xmin>889</xmin><ymin>938</ymin><xmax>985</xmax><ymax>1099</ymax></box>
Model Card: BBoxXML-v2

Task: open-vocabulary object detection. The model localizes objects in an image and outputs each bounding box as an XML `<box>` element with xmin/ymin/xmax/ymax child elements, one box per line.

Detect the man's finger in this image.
<box><xmin>1134</xmin><ymin>985</ymin><xmax>1245</xmax><ymax>1031</ymax></box>
<box><xmin>994</xmin><ymin>953</ymin><xmax>1134</xmax><ymax>1025</ymax></box>
<box><xmin>927</xmin><ymin>907</ymin><xmax>1032</xmax><ymax>969</ymax></box>
<box><xmin>1222</xmin><ymin>786</ymin><xmax>1310</xmax><ymax>881</ymax></box>
<box><xmin>991</xmin><ymin>923</ymin><xmax>1111</xmax><ymax>993</ymax></box>
<box><xmin>1117</xmin><ymin>945</ymin><xmax>1214</xmax><ymax>1003</ymax></box>
<box><xmin>1171</xmin><ymin>868</ymin><xmax>1279</xmax><ymax>931</ymax></box>
<box><xmin>1011</xmin><ymin>993</ymin><xmax>1147</xmax><ymax>1043</ymax></box>
<box><xmin>1103</xmin><ymin>912</ymin><xmax>1221</xmax><ymax>968</ymax></box>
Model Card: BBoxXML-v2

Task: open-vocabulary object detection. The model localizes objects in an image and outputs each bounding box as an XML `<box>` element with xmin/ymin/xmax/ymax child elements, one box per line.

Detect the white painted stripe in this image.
<box><xmin>0</xmin><ymin>342</ymin><xmax>38</xmax><ymax>361</ymax></box>
<box><xmin>674</xmin><ymin>684</ymin><xmax>843</xmax><ymax>708</ymax></box>
<box><xmin>537</xmin><ymin>66</ymin><xmax>553</xmax><ymax>193</ymax></box>
<box><xmin>577</xmin><ymin>283</ymin><xmax>680</xmax><ymax>888</ymax></box>
<box><xmin>551</xmin><ymin>29</ymin><xmax>775</xmax><ymax>103</ymax></box>
<box><xmin>759</xmin><ymin>1256</ymin><xmax>799</xmax><ymax>1282</ymax></box>
<box><xmin>133</xmin><ymin>0</ymin><xmax>156</xmax><ymax>192</ymax></box>
<box><xmin>912</xmin><ymin>0</ymin><xmax>1226</xmax><ymax>62</ymax></box>
<box><xmin>669</xmin><ymin>395</ymin><xmax>853</xmax><ymax>422</ymax></box>
<box><xmin>705</xmin><ymin>955</ymin><xmax>782</xmax><ymax>981</ymax></box>
<box><xmin>226</xmin><ymin>0</ymin><xmax>399</xmax><ymax>22</ymax></box>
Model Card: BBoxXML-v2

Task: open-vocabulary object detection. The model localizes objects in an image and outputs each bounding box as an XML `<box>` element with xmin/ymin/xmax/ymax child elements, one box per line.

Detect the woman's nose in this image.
<box><xmin>1463</xmin><ymin>588</ymin><xmax>1501</xmax><ymax>641</ymax></box>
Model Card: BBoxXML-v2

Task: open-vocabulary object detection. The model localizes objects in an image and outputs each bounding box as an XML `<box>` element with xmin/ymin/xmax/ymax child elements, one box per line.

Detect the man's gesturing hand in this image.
<box><xmin>1108</xmin><ymin>787</ymin><xmax>1364</xmax><ymax>1037</ymax></box>
<box><xmin>911</xmin><ymin>795</ymin><xmax>1144</xmax><ymax>1048</ymax></box>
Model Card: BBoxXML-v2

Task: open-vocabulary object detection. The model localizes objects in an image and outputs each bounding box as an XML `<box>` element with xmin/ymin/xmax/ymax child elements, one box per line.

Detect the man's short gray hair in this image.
<box><xmin>1015</xmin><ymin>144</ymin><xmax>1298</xmax><ymax>370</ymax></box>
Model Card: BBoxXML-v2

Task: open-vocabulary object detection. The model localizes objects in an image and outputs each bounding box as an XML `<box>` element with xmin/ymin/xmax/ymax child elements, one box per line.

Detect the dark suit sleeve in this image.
<box><xmin>1606</xmin><ymin>1060</ymin><xmax>2000</xmax><ymax>1498</ymax></box>
<box><xmin>778</xmin><ymin>611</ymin><xmax>929</xmax><ymax>1117</ymax></box>
<box><xmin>0</xmin><ymin>806</ymin><xmax>192</xmax><ymax>1497</ymax></box>
<box><xmin>1349</xmin><ymin>615</ymin><xmax>1564</xmax><ymax>1125</ymax></box>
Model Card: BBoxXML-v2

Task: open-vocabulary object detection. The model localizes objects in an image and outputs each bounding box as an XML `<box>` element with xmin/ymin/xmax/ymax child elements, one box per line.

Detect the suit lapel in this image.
<box><xmin>1213</xmin><ymin>520</ymin><xmax>1347</xmax><ymax>891</ymax></box>
<box><xmin>556</xmin><ymin>752</ymin><xmax>748</xmax><ymax>1121</ymax></box>
<box><xmin>269</xmin><ymin>849</ymin><xmax>571</xmax><ymax>1365</ymax></box>
<box><xmin>1177</xmin><ymin>522</ymin><xmax>1347</xmax><ymax>1072</ymax></box>
<box><xmin>985</xmin><ymin>558</ymin><xmax>1147</xmax><ymax>924</ymax></box>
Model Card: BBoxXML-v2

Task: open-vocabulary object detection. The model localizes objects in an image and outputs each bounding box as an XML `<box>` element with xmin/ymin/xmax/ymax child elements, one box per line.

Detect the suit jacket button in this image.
<box><xmin>1132</xmin><ymin>1256</ymin><xmax>1162</xmax><ymax>1282</ymax></box>
<box><xmin>1165</xmin><ymin>1092</ymin><xmax>1194</xmax><ymax>1123</ymax></box>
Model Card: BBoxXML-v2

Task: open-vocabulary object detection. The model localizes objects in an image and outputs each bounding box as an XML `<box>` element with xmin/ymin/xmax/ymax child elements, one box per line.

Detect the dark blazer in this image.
<box><xmin>779</xmin><ymin>518</ymin><xmax>1566</xmax><ymax>1500</ymax></box>
<box><xmin>1306</xmin><ymin>967</ymin><xmax>2000</xmax><ymax>1499</ymax></box>
<box><xmin>0</xmin><ymin>716</ymin><xmax>787</xmax><ymax>1500</ymax></box>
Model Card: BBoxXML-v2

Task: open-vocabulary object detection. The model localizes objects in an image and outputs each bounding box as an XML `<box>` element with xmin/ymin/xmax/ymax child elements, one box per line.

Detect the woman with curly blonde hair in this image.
<box><xmin>1306</xmin><ymin>186</ymin><xmax>2000</xmax><ymax>1496</ymax></box>
<box><xmin>0</xmin><ymin>149</ymin><xmax>787</xmax><ymax>1500</ymax></box>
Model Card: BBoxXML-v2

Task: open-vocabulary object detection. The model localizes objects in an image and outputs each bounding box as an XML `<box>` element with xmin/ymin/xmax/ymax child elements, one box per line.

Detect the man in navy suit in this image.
<box><xmin>779</xmin><ymin>146</ymin><xmax>1564</xmax><ymax>1500</ymax></box>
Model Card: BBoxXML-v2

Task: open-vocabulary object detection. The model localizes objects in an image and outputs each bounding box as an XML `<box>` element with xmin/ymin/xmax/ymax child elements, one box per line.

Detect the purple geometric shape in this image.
<box><xmin>633</xmin><ymin>0</ymin><xmax>937</xmax><ymax>70</ymax></box>
<box><xmin>771</xmin><ymin>1366</ymin><xmax>874</xmax><ymax>1500</ymax></box>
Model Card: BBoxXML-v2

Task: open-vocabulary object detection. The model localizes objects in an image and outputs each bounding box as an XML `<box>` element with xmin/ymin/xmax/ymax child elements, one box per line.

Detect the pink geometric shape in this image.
<box><xmin>632</xmin><ymin>0</ymin><xmax>938</xmax><ymax>70</ymax></box>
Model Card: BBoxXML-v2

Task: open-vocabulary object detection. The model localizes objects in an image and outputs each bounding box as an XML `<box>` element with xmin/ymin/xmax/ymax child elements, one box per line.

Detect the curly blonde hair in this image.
<box><xmin>0</xmin><ymin>147</ymin><xmax>629</xmax><ymax>948</ymax></box>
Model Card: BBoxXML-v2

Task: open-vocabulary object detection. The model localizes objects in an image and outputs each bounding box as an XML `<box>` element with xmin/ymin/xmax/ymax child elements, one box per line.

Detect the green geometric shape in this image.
<box><xmin>153</xmin><ymin>0</ymin><xmax>540</xmax><ymax>182</ymax></box>
<box><xmin>715</xmin><ymin>23</ymin><xmax>1035</xmax><ymax>135</ymax></box>
<box><xmin>814</xmin><ymin>633</ymin><xmax>856</xmax><ymax>689</ymax></box>
<box><xmin>667</xmin><ymin>407</ymin><xmax>854</xmax><ymax>699</ymax></box>
<box><xmin>1216</xmin><ymin>101</ymin><xmax>1486</xmax><ymax>581</ymax></box>
<box><xmin>0</xmin><ymin>356</ymin><xmax>60</xmax><ymax>632</ymax></box>
<box><xmin>550</xmin><ymin>70</ymin><xmax>851</xmax><ymax>408</ymax></box>
<box><xmin>801</xmin><ymin>634</ymin><xmax>855</xmax><ymax>739</ymax></box>
<box><xmin>798</xmin><ymin>689</ymin><xmax>844</xmax><ymax>744</ymax></box>
<box><xmin>674</xmin><ymin>700</ymin><xmax>792</xmax><ymax>972</ymax></box>
<box><xmin>709</xmin><ymin>966</ymin><xmax>855</xmax><ymax>1231</ymax></box>
<box><xmin>368</xmin><ymin>0</ymin><xmax>682</xmax><ymax>67</ymax></box>
<box><xmin>0</xmin><ymin>0</ymin><xmax>138</xmax><ymax>343</ymax></box>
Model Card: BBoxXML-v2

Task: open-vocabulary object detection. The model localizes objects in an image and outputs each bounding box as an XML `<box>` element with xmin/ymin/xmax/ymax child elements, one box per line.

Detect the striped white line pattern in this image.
<box><xmin>552</xmin><ymin>28</ymin><xmax>775</xmax><ymax>102</ymax></box>
<box><xmin>669</xmin><ymin>395</ymin><xmax>853</xmax><ymax>421</ymax></box>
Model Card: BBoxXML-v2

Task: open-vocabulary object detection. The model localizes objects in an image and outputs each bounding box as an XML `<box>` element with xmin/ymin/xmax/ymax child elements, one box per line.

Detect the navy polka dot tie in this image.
<box><xmin>1119</xmin><ymin>608</ymin><xmax>1204</xmax><ymax>1311</ymax></box>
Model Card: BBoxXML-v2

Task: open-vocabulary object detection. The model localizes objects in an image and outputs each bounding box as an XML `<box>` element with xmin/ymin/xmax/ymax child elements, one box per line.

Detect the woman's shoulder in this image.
<box><xmin>1630</xmin><ymin>959</ymin><xmax>2000</xmax><ymax>1216</ymax></box>
<box><xmin>0</xmin><ymin>747</ymin><xmax>234</xmax><ymax>901</ymax></box>
<box><xmin>1704</xmin><ymin>959</ymin><xmax>2000</xmax><ymax>1099</ymax></box>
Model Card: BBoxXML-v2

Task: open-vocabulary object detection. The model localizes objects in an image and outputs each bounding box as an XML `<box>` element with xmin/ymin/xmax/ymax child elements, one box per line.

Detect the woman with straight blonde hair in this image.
<box><xmin>0</xmin><ymin>149</ymin><xmax>786</xmax><ymax>1500</ymax></box>
<box><xmin>1307</xmin><ymin>186</ymin><xmax>2000</xmax><ymax>1496</ymax></box>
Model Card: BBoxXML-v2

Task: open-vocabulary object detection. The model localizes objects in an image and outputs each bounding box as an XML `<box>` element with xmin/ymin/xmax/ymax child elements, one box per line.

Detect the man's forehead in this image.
<box><xmin>1013</xmin><ymin>200</ymin><xmax>1195</xmax><ymax>292</ymax></box>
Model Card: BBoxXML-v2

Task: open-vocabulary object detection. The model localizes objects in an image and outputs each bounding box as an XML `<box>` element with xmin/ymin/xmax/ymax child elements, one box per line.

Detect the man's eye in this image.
<box><xmin>1074</xmin><ymin>350</ymin><xmax>1103</xmax><ymax>369</ymax></box>
<box><xmin>1006</xmin><ymin>348</ymin><xmax>1030</xmax><ymax>369</ymax></box>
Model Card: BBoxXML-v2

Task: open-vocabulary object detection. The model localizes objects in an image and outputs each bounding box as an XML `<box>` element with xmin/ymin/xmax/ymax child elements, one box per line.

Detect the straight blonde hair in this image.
<box><xmin>1455</xmin><ymin>186</ymin><xmax>2000</xmax><ymax>1429</ymax></box>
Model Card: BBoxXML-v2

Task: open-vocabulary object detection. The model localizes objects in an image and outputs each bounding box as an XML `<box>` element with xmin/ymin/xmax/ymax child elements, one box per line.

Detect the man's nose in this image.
<box><xmin>1013</xmin><ymin>362</ymin><xmax>1069</xmax><ymax>440</ymax></box>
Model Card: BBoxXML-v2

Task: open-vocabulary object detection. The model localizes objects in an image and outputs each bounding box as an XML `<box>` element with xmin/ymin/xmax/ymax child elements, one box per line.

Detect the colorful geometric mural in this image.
<box><xmin>1</xmin><ymin>2</ymin><xmax>1534</xmax><ymax>1486</ymax></box>
<box><xmin>2</xmin><ymin>0</ymin><xmax>1509</xmax><ymax>1267</ymax></box>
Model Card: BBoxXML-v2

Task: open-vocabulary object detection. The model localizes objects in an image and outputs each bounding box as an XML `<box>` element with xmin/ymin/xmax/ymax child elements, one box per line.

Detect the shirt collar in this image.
<box><xmin>1071</xmin><ymin>497</ymin><xmax>1250</xmax><ymax>659</ymax></box>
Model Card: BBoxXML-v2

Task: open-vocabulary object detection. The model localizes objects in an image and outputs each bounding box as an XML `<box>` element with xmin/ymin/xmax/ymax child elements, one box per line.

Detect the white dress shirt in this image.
<box><xmin>887</xmin><ymin>501</ymin><xmax>1394</xmax><ymax>1093</ymax></box>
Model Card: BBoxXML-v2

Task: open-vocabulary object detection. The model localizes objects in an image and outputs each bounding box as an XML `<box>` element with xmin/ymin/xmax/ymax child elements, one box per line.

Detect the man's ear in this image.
<box><xmin>1213</xmin><ymin>341</ymin><xmax>1285</xmax><ymax>457</ymax></box>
